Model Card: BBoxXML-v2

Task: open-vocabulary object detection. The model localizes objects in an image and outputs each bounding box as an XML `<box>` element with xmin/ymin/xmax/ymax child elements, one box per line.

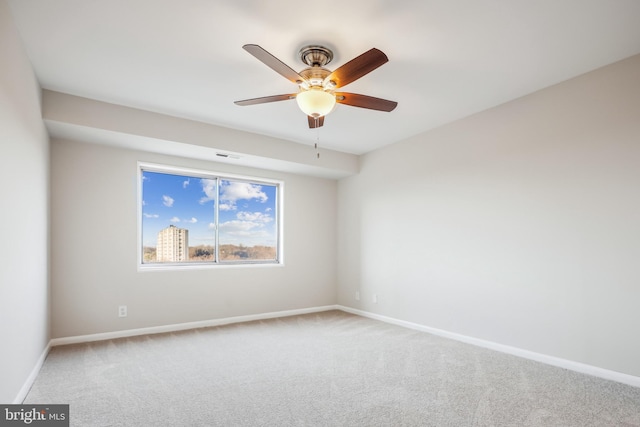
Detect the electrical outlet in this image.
<box><xmin>355</xmin><ymin>291</ymin><xmax>360</xmax><ymax>301</ymax></box>
<box><xmin>118</xmin><ymin>305</ymin><xmax>127</xmax><ymax>317</ymax></box>
<box><xmin>373</xmin><ymin>294</ymin><xmax>378</xmax><ymax>304</ymax></box>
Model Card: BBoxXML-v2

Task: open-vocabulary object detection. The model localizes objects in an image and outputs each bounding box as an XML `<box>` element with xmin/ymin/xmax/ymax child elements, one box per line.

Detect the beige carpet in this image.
<box><xmin>25</xmin><ymin>311</ymin><xmax>640</xmax><ymax>426</ymax></box>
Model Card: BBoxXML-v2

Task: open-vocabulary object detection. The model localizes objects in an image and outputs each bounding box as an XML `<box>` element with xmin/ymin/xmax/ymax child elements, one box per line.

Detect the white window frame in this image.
<box><xmin>137</xmin><ymin>162</ymin><xmax>284</xmax><ymax>270</ymax></box>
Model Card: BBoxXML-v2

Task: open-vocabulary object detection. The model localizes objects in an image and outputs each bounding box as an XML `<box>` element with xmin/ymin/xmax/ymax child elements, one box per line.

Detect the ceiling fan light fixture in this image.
<box><xmin>296</xmin><ymin>88</ymin><xmax>336</xmax><ymax>117</ymax></box>
<box><xmin>235</xmin><ymin>44</ymin><xmax>397</xmax><ymax>128</ymax></box>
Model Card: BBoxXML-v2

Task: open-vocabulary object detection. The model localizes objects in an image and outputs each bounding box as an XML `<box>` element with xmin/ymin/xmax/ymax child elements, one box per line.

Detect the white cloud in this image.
<box><xmin>199</xmin><ymin>179</ymin><xmax>216</xmax><ymax>204</ymax></box>
<box><xmin>162</xmin><ymin>195</ymin><xmax>174</xmax><ymax>207</ymax></box>
<box><xmin>183</xmin><ymin>179</ymin><xmax>190</xmax><ymax>189</ymax></box>
<box><xmin>170</xmin><ymin>217</ymin><xmax>180</xmax><ymax>223</ymax></box>
<box><xmin>219</xmin><ymin>221</ymin><xmax>271</xmax><ymax>243</ymax></box>
<box><xmin>208</xmin><ymin>222</ymin><xmax>216</xmax><ymax>230</ymax></box>
<box><xmin>221</xmin><ymin>181</ymin><xmax>268</xmax><ymax>204</ymax></box>
<box><xmin>143</xmin><ymin>213</ymin><xmax>159</xmax><ymax>218</ymax></box>
<box><xmin>219</xmin><ymin>220</ymin><xmax>261</xmax><ymax>232</ymax></box>
<box><xmin>219</xmin><ymin>202</ymin><xmax>236</xmax><ymax>211</ymax></box>
<box><xmin>237</xmin><ymin>211</ymin><xmax>272</xmax><ymax>223</ymax></box>
<box><xmin>185</xmin><ymin>217</ymin><xmax>198</xmax><ymax>224</ymax></box>
<box><xmin>218</xmin><ymin>220</ymin><xmax>274</xmax><ymax>246</ymax></box>
<box><xmin>199</xmin><ymin>180</ymin><xmax>269</xmax><ymax>210</ymax></box>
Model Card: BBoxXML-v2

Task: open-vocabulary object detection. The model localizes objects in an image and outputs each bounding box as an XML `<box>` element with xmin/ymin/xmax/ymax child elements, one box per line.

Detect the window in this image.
<box><xmin>139</xmin><ymin>163</ymin><xmax>281</xmax><ymax>267</ymax></box>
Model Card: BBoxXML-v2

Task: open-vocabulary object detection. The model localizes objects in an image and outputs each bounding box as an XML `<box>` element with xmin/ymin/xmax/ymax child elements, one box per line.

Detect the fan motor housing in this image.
<box><xmin>299</xmin><ymin>45</ymin><xmax>334</xmax><ymax>67</ymax></box>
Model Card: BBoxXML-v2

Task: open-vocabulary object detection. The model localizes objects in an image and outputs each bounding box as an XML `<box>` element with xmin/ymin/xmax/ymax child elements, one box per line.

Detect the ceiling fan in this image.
<box><xmin>234</xmin><ymin>44</ymin><xmax>398</xmax><ymax>128</ymax></box>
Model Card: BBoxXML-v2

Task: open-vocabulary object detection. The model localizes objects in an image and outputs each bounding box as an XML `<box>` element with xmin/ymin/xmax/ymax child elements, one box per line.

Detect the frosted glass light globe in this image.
<box><xmin>296</xmin><ymin>89</ymin><xmax>336</xmax><ymax>117</ymax></box>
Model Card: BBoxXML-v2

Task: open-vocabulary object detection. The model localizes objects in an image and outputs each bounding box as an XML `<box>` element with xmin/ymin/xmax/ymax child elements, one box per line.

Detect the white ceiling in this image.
<box><xmin>7</xmin><ymin>0</ymin><xmax>640</xmax><ymax>155</ymax></box>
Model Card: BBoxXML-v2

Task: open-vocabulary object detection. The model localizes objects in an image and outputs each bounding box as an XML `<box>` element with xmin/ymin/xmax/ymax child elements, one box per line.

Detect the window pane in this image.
<box><xmin>218</xmin><ymin>179</ymin><xmax>278</xmax><ymax>261</ymax></box>
<box><xmin>141</xmin><ymin>171</ymin><xmax>216</xmax><ymax>264</ymax></box>
<box><xmin>140</xmin><ymin>165</ymin><xmax>281</xmax><ymax>267</ymax></box>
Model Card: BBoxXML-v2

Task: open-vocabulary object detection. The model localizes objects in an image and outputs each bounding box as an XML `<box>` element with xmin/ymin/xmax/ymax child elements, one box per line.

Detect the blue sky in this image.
<box><xmin>142</xmin><ymin>171</ymin><xmax>277</xmax><ymax>248</ymax></box>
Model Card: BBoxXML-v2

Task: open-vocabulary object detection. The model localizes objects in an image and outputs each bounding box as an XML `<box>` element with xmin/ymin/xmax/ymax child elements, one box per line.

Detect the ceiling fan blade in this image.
<box><xmin>325</xmin><ymin>48</ymin><xmax>388</xmax><ymax>88</ymax></box>
<box><xmin>243</xmin><ymin>44</ymin><xmax>306</xmax><ymax>84</ymax></box>
<box><xmin>234</xmin><ymin>94</ymin><xmax>296</xmax><ymax>106</ymax></box>
<box><xmin>308</xmin><ymin>115</ymin><xmax>325</xmax><ymax>128</ymax></box>
<box><xmin>335</xmin><ymin>93</ymin><xmax>398</xmax><ymax>112</ymax></box>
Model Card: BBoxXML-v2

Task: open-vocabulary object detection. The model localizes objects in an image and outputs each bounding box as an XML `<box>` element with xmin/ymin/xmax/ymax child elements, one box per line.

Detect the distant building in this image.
<box><xmin>157</xmin><ymin>225</ymin><xmax>189</xmax><ymax>262</ymax></box>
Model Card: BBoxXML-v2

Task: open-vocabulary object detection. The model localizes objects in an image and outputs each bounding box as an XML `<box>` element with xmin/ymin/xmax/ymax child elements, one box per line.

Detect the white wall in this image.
<box><xmin>50</xmin><ymin>139</ymin><xmax>337</xmax><ymax>338</ymax></box>
<box><xmin>0</xmin><ymin>0</ymin><xmax>50</xmax><ymax>403</ymax></box>
<box><xmin>338</xmin><ymin>54</ymin><xmax>640</xmax><ymax>377</ymax></box>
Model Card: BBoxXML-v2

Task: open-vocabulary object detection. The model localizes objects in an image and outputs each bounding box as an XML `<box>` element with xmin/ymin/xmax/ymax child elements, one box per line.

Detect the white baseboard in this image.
<box><xmin>14</xmin><ymin>342</ymin><xmax>51</xmax><ymax>404</ymax></box>
<box><xmin>50</xmin><ymin>305</ymin><xmax>339</xmax><ymax>346</ymax></box>
<box><xmin>337</xmin><ymin>305</ymin><xmax>640</xmax><ymax>389</ymax></box>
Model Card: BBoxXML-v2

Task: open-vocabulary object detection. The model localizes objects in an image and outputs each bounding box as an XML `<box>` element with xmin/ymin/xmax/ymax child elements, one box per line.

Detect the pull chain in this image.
<box><xmin>315</xmin><ymin>118</ymin><xmax>320</xmax><ymax>159</ymax></box>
